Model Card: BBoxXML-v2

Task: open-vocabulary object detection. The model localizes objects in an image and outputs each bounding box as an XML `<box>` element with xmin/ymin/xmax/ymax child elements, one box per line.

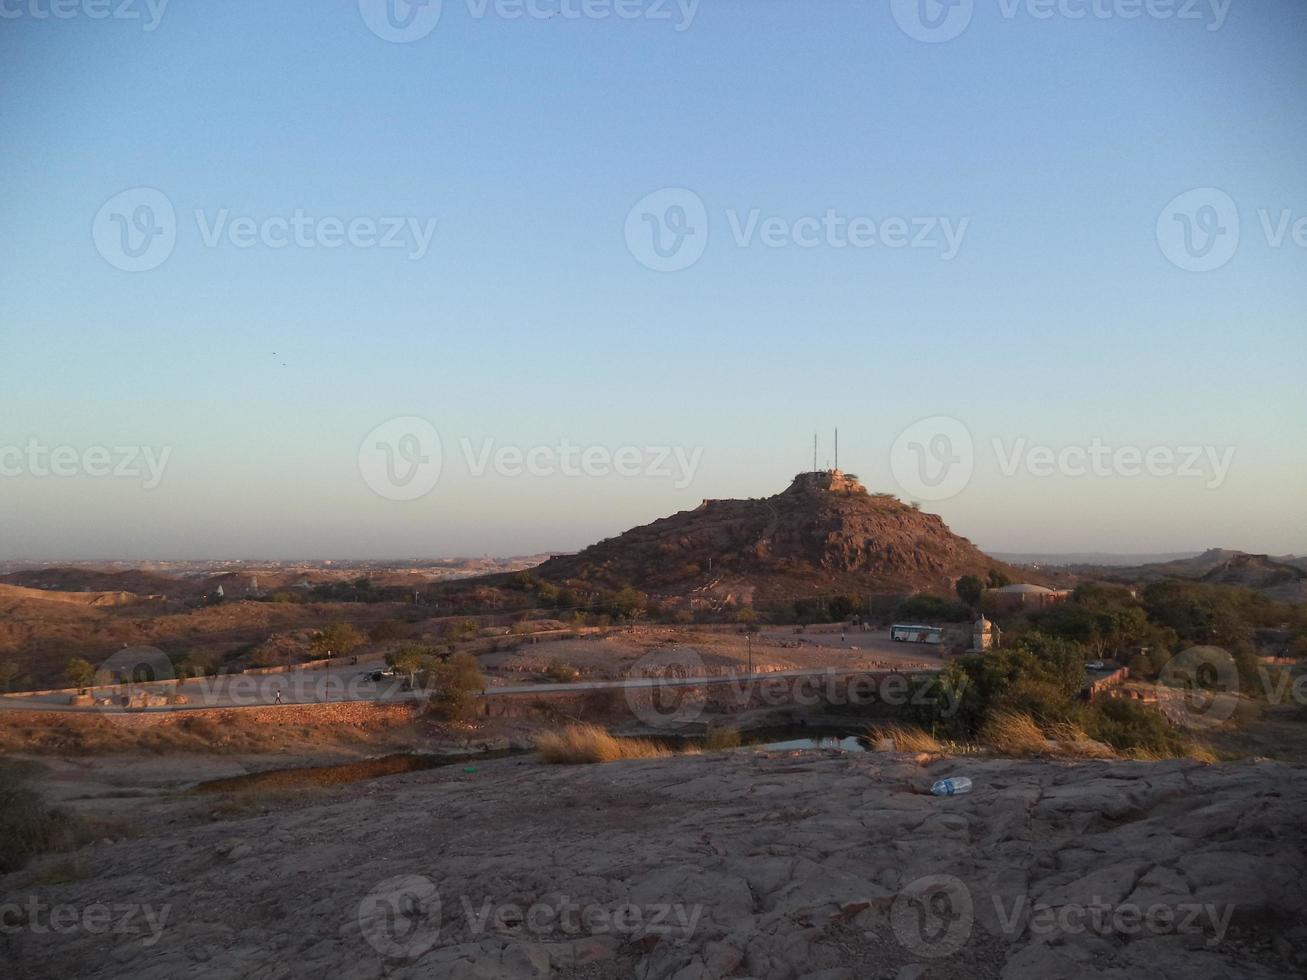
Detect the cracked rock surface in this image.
<box><xmin>4</xmin><ymin>751</ymin><xmax>1306</xmax><ymax>979</ymax></box>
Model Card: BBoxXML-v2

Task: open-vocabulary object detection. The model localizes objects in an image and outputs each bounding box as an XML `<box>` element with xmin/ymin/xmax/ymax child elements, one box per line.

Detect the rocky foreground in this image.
<box><xmin>4</xmin><ymin>751</ymin><xmax>1307</xmax><ymax>979</ymax></box>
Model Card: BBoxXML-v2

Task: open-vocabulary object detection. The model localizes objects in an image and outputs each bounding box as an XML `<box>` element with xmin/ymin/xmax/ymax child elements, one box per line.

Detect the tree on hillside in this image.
<box><xmin>387</xmin><ymin>645</ymin><xmax>435</xmax><ymax>686</ymax></box>
<box><xmin>0</xmin><ymin>659</ymin><xmax>20</xmax><ymax>693</ymax></box>
<box><xmin>427</xmin><ymin>652</ymin><xmax>486</xmax><ymax>722</ymax></box>
<box><xmin>605</xmin><ymin>587</ymin><xmax>647</xmax><ymax>622</ymax></box>
<box><xmin>445</xmin><ymin>618</ymin><xmax>481</xmax><ymax>643</ymax></box>
<box><xmin>987</xmin><ymin>569</ymin><xmax>1012</xmax><ymax>589</ymax></box>
<box><xmin>955</xmin><ymin>575</ymin><xmax>984</xmax><ymax>609</ymax></box>
<box><xmin>64</xmin><ymin>658</ymin><xmax>96</xmax><ymax>694</ymax></box>
<box><xmin>827</xmin><ymin>595</ymin><xmax>859</xmax><ymax>622</ymax></box>
<box><xmin>312</xmin><ymin>623</ymin><xmax>364</xmax><ymax>660</ymax></box>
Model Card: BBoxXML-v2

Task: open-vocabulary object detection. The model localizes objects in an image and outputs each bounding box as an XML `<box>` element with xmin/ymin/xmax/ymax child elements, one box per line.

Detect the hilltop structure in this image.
<box><xmin>534</xmin><ymin>469</ymin><xmax>1019</xmax><ymax>606</ymax></box>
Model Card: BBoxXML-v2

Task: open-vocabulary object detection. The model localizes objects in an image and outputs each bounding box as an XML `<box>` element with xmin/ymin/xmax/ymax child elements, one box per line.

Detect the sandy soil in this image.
<box><xmin>481</xmin><ymin>626</ymin><xmax>943</xmax><ymax>680</ymax></box>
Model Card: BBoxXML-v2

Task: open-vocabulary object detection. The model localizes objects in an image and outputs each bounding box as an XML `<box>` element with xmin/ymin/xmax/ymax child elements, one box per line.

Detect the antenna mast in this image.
<box><xmin>834</xmin><ymin>428</ymin><xmax>839</xmax><ymax>470</ymax></box>
<box><xmin>812</xmin><ymin>433</ymin><xmax>817</xmax><ymax>473</ymax></box>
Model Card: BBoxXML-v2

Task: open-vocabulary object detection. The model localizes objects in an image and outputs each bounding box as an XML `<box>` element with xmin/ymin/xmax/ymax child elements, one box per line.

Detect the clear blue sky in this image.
<box><xmin>1</xmin><ymin>0</ymin><xmax>1304</xmax><ymax>559</ymax></box>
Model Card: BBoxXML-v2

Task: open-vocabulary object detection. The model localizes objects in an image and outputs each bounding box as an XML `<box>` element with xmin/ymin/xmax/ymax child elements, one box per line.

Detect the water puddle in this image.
<box><xmin>194</xmin><ymin>749</ymin><xmax>521</xmax><ymax>793</ymax></box>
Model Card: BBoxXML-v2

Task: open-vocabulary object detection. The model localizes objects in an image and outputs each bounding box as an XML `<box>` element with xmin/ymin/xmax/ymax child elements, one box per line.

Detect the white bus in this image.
<box><xmin>890</xmin><ymin>624</ymin><xmax>943</xmax><ymax>644</ymax></box>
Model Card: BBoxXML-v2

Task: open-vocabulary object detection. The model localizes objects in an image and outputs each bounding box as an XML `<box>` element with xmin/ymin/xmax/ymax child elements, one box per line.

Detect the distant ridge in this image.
<box><xmin>993</xmin><ymin>551</ymin><xmax>1204</xmax><ymax>568</ymax></box>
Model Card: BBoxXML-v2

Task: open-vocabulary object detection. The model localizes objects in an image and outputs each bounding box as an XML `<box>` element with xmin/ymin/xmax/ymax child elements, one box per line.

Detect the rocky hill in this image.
<box><xmin>1200</xmin><ymin>553</ymin><xmax>1307</xmax><ymax>602</ymax></box>
<box><xmin>7</xmin><ymin>750</ymin><xmax>1305</xmax><ymax>979</ymax></box>
<box><xmin>534</xmin><ymin>471</ymin><xmax>1015</xmax><ymax>603</ymax></box>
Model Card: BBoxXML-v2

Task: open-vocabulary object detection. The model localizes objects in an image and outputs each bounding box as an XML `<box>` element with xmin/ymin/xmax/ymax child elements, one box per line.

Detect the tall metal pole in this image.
<box><xmin>835</xmin><ymin>428</ymin><xmax>838</xmax><ymax>470</ymax></box>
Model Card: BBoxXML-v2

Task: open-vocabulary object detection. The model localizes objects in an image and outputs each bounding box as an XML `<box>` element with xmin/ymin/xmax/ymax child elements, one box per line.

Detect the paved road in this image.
<box><xmin>0</xmin><ymin>663</ymin><xmax>938</xmax><ymax>714</ymax></box>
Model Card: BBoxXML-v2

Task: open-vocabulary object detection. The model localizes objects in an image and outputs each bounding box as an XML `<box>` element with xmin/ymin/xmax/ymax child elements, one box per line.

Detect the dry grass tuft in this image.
<box><xmin>703</xmin><ymin>727</ymin><xmax>742</xmax><ymax>751</ymax></box>
<box><xmin>866</xmin><ymin>724</ymin><xmax>943</xmax><ymax>754</ymax></box>
<box><xmin>535</xmin><ymin>724</ymin><xmax>672</xmax><ymax>764</ymax></box>
<box><xmin>981</xmin><ymin>711</ymin><xmax>1058</xmax><ymax>757</ymax></box>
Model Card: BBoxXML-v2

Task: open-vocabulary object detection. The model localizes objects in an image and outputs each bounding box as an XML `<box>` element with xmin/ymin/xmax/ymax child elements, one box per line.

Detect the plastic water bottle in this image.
<box><xmin>931</xmin><ymin>776</ymin><xmax>972</xmax><ymax>797</ymax></box>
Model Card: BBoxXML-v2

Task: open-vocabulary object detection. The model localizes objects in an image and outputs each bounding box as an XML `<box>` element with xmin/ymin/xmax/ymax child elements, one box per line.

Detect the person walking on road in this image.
<box><xmin>274</xmin><ymin>689</ymin><xmax>282</xmax><ymax>705</ymax></box>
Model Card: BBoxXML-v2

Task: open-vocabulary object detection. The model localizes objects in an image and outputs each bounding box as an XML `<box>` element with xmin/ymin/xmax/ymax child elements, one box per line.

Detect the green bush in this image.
<box><xmin>543</xmin><ymin>660</ymin><xmax>580</xmax><ymax>683</ymax></box>
<box><xmin>894</xmin><ymin>594</ymin><xmax>971</xmax><ymax>623</ymax></box>
<box><xmin>1086</xmin><ymin>698</ymin><xmax>1190</xmax><ymax>756</ymax></box>
<box><xmin>427</xmin><ymin>652</ymin><xmax>486</xmax><ymax>722</ymax></box>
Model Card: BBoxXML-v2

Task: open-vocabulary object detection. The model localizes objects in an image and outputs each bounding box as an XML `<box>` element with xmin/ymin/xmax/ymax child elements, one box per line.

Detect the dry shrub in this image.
<box><xmin>704</xmin><ymin>727</ymin><xmax>741</xmax><ymax>751</ymax></box>
<box><xmin>535</xmin><ymin>724</ymin><xmax>671</xmax><ymax>764</ymax></box>
<box><xmin>980</xmin><ymin>711</ymin><xmax>1053</xmax><ymax>757</ymax></box>
<box><xmin>981</xmin><ymin>711</ymin><xmax>1123</xmax><ymax>759</ymax></box>
<box><xmin>543</xmin><ymin>660</ymin><xmax>581</xmax><ymax>683</ymax></box>
<box><xmin>1045</xmin><ymin>721</ymin><xmax>1117</xmax><ymax>759</ymax></box>
<box><xmin>866</xmin><ymin>724</ymin><xmax>943</xmax><ymax>754</ymax></box>
<box><xmin>0</xmin><ymin>761</ymin><xmax>86</xmax><ymax>873</ymax></box>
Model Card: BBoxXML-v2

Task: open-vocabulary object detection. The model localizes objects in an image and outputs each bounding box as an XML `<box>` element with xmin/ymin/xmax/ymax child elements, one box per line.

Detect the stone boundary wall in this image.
<box><xmin>1085</xmin><ymin>666</ymin><xmax>1131</xmax><ymax>699</ymax></box>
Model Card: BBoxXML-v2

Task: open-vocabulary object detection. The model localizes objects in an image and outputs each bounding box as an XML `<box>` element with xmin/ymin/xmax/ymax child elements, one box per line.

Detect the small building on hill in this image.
<box><xmin>972</xmin><ymin>615</ymin><xmax>999</xmax><ymax>651</ymax></box>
